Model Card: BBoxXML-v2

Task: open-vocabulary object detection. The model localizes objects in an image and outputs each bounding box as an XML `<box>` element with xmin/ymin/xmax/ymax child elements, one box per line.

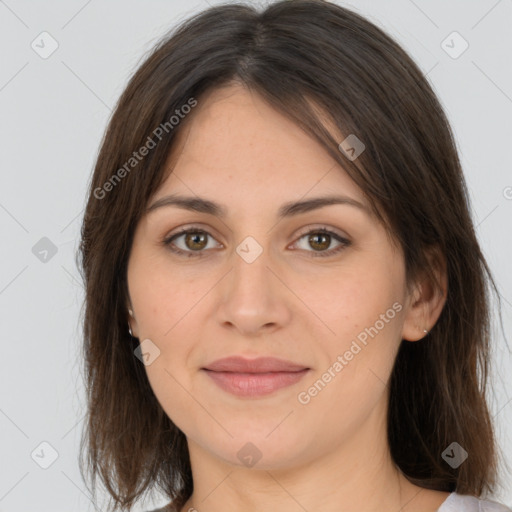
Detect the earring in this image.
<box><xmin>417</xmin><ymin>326</ymin><xmax>429</xmax><ymax>337</ymax></box>
<box><xmin>128</xmin><ymin>309</ymin><xmax>134</xmax><ymax>337</ymax></box>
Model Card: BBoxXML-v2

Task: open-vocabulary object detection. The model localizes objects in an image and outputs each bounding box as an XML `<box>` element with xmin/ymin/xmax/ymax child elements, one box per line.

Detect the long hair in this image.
<box><xmin>77</xmin><ymin>1</ymin><xmax>504</xmax><ymax>510</ymax></box>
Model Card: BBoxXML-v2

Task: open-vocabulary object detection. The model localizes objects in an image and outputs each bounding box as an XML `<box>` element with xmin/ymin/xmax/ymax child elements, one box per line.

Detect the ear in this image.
<box><xmin>401</xmin><ymin>246</ymin><xmax>447</xmax><ymax>342</ymax></box>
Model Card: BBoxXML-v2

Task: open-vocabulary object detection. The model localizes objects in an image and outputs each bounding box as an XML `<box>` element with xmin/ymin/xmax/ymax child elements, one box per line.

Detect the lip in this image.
<box><xmin>203</xmin><ymin>356</ymin><xmax>309</xmax><ymax>373</ymax></box>
<box><xmin>202</xmin><ymin>356</ymin><xmax>310</xmax><ymax>398</ymax></box>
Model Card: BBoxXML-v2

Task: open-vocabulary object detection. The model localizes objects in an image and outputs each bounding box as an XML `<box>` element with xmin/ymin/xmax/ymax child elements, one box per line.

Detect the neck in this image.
<box><xmin>179</xmin><ymin>402</ymin><xmax>433</xmax><ymax>512</ymax></box>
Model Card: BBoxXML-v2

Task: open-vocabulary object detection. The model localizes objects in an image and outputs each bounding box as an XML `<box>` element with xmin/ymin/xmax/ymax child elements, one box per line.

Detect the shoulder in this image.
<box><xmin>438</xmin><ymin>492</ymin><xmax>512</xmax><ymax>512</ymax></box>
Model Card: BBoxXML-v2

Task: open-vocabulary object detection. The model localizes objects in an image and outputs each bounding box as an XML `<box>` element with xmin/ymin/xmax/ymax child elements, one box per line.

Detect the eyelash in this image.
<box><xmin>162</xmin><ymin>226</ymin><xmax>351</xmax><ymax>259</ymax></box>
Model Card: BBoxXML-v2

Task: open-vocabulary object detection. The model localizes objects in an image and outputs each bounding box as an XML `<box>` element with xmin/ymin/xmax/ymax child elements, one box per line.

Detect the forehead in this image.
<box><xmin>155</xmin><ymin>83</ymin><xmax>365</xmax><ymax>209</ymax></box>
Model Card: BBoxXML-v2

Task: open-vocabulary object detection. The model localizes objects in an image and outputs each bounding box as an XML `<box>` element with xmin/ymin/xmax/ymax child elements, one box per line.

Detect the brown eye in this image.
<box><xmin>292</xmin><ymin>228</ymin><xmax>351</xmax><ymax>258</ymax></box>
<box><xmin>163</xmin><ymin>226</ymin><xmax>350</xmax><ymax>259</ymax></box>
<box><xmin>163</xmin><ymin>228</ymin><xmax>221</xmax><ymax>257</ymax></box>
<box><xmin>183</xmin><ymin>231</ymin><xmax>208</xmax><ymax>251</ymax></box>
<box><xmin>308</xmin><ymin>232</ymin><xmax>331</xmax><ymax>251</ymax></box>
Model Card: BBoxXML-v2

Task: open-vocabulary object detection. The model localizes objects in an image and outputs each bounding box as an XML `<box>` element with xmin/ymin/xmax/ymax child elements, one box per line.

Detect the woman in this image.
<box><xmin>77</xmin><ymin>1</ymin><xmax>511</xmax><ymax>511</ymax></box>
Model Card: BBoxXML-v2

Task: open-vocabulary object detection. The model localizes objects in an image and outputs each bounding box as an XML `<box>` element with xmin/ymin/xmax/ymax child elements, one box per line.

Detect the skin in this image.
<box><xmin>126</xmin><ymin>83</ymin><xmax>449</xmax><ymax>512</ymax></box>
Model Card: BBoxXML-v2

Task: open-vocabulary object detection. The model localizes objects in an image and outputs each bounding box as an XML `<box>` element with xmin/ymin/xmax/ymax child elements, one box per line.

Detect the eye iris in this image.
<box><xmin>185</xmin><ymin>232</ymin><xmax>207</xmax><ymax>250</ymax></box>
<box><xmin>309</xmin><ymin>232</ymin><xmax>330</xmax><ymax>251</ymax></box>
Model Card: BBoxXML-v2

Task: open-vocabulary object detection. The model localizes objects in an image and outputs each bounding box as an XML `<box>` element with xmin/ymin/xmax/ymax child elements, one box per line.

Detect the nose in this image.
<box><xmin>215</xmin><ymin>240</ymin><xmax>292</xmax><ymax>337</ymax></box>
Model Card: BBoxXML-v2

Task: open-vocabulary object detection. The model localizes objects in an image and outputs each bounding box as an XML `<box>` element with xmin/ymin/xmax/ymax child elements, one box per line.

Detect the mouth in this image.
<box><xmin>201</xmin><ymin>356</ymin><xmax>310</xmax><ymax>398</ymax></box>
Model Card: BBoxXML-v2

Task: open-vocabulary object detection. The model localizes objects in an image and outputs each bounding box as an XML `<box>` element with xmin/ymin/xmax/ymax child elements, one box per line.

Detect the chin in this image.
<box><xmin>198</xmin><ymin>428</ymin><xmax>312</xmax><ymax>471</ymax></box>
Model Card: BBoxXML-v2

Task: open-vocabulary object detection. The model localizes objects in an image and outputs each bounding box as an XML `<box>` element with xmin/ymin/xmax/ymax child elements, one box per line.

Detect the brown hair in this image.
<box><xmin>77</xmin><ymin>1</ymin><xmax>506</xmax><ymax>510</ymax></box>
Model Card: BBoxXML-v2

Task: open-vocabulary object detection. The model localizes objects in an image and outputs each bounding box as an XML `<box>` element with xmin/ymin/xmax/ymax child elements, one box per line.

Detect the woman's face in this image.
<box><xmin>126</xmin><ymin>83</ymin><xmax>424</xmax><ymax>470</ymax></box>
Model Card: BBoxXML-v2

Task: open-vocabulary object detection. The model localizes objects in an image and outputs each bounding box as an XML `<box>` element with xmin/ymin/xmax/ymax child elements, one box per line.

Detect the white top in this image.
<box><xmin>148</xmin><ymin>493</ymin><xmax>512</xmax><ymax>512</ymax></box>
<box><xmin>438</xmin><ymin>493</ymin><xmax>512</xmax><ymax>511</ymax></box>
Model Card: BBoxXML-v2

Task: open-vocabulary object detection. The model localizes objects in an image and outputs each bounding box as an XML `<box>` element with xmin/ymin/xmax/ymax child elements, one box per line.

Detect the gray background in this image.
<box><xmin>0</xmin><ymin>0</ymin><xmax>511</xmax><ymax>510</ymax></box>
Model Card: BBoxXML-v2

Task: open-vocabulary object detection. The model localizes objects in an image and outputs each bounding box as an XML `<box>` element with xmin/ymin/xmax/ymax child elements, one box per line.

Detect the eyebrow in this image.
<box><xmin>146</xmin><ymin>193</ymin><xmax>368</xmax><ymax>219</ymax></box>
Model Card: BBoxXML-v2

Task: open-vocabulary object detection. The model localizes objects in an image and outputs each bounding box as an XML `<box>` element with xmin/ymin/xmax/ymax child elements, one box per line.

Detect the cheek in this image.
<box><xmin>128</xmin><ymin>252</ymin><xmax>204</xmax><ymax>338</ymax></box>
<box><xmin>302</xmin><ymin>260</ymin><xmax>402</xmax><ymax>336</ymax></box>
<box><xmin>301</xmin><ymin>256</ymin><xmax>404</xmax><ymax>388</ymax></box>
<box><xmin>144</xmin><ymin>358</ymin><xmax>198</xmax><ymax>437</ymax></box>
<box><xmin>295</xmin><ymin>269</ymin><xmax>402</xmax><ymax>432</ymax></box>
